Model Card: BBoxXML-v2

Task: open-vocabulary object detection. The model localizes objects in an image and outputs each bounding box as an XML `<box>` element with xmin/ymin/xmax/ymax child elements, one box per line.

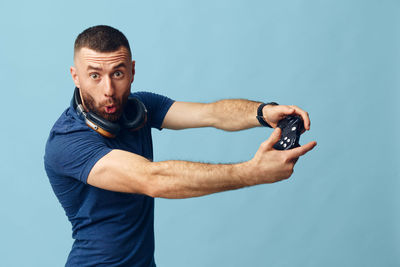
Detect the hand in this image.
<box><xmin>245</xmin><ymin>128</ymin><xmax>317</xmax><ymax>185</ymax></box>
<box><xmin>263</xmin><ymin>104</ymin><xmax>311</xmax><ymax>131</ymax></box>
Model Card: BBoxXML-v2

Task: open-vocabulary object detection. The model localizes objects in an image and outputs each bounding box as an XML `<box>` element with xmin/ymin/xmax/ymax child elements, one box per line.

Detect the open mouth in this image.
<box><xmin>105</xmin><ymin>105</ymin><xmax>117</xmax><ymax>114</ymax></box>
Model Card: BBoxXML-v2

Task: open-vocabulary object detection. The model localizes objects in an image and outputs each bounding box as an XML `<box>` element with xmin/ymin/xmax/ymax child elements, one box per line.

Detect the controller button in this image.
<box><xmin>291</xmin><ymin>127</ymin><xmax>296</xmax><ymax>131</ymax></box>
<box><xmin>280</xmin><ymin>141</ymin><xmax>284</xmax><ymax>145</ymax></box>
<box><xmin>287</xmin><ymin>138</ymin><xmax>290</xmax><ymax>142</ymax></box>
<box><xmin>283</xmin><ymin>143</ymin><xmax>287</xmax><ymax>148</ymax></box>
<box><xmin>284</xmin><ymin>137</ymin><xmax>287</xmax><ymax>140</ymax></box>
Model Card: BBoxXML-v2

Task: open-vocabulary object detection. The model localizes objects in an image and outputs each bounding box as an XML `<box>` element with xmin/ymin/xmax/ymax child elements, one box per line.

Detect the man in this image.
<box><xmin>44</xmin><ymin>25</ymin><xmax>316</xmax><ymax>266</ymax></box>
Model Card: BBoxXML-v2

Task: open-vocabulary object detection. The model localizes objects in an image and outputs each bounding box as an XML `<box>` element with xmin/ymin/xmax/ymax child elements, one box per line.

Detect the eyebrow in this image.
<box><xmin>86</xmin><ymin>63</ymin><xmax>128</xmax><ymax>72</ymax></box>
<box><xmin>87</xmin><ymin>65</ymin><xmax>102</xmax><ymax>71</ymax></box>
<box><xmin>113</xmin><ymin>63</ymin><xmax>128</xmax><ymax>70</ymax></box>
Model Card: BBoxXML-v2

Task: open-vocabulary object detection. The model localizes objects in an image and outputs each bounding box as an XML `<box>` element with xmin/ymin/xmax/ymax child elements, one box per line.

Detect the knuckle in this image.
<box><xmin>283</xmin><ymin>170</ymin><xmax>293</xmax><ymax>180</ymax></box>
<box><xmin>286</xmin><ymin>165</ymin><xmax>294</xmax><ymax>176</ymax></box>
<box><xmin>260</xmin><ymin>141</ymin><xmax>269</xmax><ymax>150</ymax></box>
<box><xmin>281</xmin><ymin>154</ymin><xmax>291</xmax><ymax>163</ymax></box>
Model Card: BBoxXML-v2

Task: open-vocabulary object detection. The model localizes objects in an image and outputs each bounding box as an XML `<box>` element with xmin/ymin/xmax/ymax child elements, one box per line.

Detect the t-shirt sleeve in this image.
<box><xmin>133</xmin><ymin>91</ymin><xmax>175</xmax><ymax>130</ymax></box>
<box><xmin>44</xmin><ymin>129</ymin><xmax>112</xmax><ymax>184</ymax></box>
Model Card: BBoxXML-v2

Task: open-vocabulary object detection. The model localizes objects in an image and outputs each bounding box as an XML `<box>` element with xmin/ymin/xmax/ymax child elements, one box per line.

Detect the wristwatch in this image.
<box><xmin>256</xmin><ymin>102</ymin><xmax>278</xmax><ymax>128</ymax></box>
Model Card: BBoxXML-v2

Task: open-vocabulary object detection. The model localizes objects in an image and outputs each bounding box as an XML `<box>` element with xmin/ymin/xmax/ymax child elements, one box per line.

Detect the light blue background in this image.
<box><xmin>0</xmin><ymin>0</ymin><xmax>398</xmax><ymax>266</ymax></box>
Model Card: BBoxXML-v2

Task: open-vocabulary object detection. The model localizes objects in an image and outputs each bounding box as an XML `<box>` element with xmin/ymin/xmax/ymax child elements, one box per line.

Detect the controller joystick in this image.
<box><xmin>273</xmin><ymin>115</ymin><xmax>304</xmax><ymax>150</ymax></box>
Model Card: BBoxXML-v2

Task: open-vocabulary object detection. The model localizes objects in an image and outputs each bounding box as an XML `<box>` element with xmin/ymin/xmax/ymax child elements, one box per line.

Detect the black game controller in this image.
<box><xmin>273</xmin><ymin>115</ymin><xmax>304</xmax><ymax>150</ymax></box>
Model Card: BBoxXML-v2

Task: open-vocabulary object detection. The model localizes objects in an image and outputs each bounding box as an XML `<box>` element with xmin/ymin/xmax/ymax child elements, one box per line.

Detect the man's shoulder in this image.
<box><xmin>50</xmin><ymin>107</ymin><xmax>87</xmax><ymax>136</ymax></box>
<box><xmin>44</xmin><ymin>107</ymin><xmax>105</xmax><ymax>167</ymax></box>
<box><xmin>44</xmin><ymin>106</ymin><xmax>112</xmax><ymax>184</ymax></box>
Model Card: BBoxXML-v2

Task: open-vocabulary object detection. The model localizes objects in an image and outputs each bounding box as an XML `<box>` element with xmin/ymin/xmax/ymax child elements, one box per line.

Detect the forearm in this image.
<box><xmin>147</xmin><ymin>160</ymin><xmax>250</xmax><ymax>199</ymax></box>
<box><xmin>209</xmin><ymin>99</ymin><xmax>262</xmax><ymax>131</ymax></box>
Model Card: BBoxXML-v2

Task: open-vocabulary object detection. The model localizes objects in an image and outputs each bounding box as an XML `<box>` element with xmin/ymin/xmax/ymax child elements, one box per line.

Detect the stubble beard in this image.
<box><xmin>82</xmin><ymin>92</ymin><xmax>126</xmax><ymax>122</ymax></box>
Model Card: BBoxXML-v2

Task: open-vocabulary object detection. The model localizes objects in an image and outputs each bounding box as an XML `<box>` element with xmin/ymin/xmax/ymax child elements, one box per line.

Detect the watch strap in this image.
<box><xmin>256</xmin><ymin>102</ymin><xmax>278</xmax><ymax>128</ymax></box>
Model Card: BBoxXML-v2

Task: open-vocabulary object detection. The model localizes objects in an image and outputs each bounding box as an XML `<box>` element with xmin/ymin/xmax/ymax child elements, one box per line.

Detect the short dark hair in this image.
<box><xmin>74</xmin><ymin>25</ymin><xmax>131</xmax><ymax>57</ymax></box>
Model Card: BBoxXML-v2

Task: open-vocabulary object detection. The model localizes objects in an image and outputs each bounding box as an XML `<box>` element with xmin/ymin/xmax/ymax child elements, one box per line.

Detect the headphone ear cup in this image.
<box><xmin>120</xmin><ymin>97</ymin><xmax>148</xmax><ymax>131</ymax></box>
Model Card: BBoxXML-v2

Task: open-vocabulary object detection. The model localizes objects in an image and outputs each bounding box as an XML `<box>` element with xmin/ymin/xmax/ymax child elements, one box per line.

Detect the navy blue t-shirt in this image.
<box><xmin>44</xmin><ymin>91</ymin><xmax>174</xmax><ymax>267</ymax></box>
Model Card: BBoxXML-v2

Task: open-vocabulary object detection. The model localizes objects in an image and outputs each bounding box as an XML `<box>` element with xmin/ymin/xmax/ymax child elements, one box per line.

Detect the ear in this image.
<box><xmin>131</xmin><ymin>60</ymin><xmax>135</xmax><ymax>83</ymax></box>
<box><xmin>70</xmin><ymin>66</ymin><xmax>81</xmax><ymax>88</ymax></box>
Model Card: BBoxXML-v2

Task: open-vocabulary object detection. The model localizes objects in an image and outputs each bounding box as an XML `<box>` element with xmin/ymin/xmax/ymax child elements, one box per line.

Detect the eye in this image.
<box><xmin>113</xmin><ymin>71</ymin><xmax>123</xmax><ymax>78</ymax></box>
<box><xmin>90</xmin><ymin>73</ymin><xmax>99</xmax><ymax>80</ymax></box>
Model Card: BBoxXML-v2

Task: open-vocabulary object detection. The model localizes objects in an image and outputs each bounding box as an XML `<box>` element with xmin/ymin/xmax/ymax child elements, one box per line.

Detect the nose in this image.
<box><xmin>103</xmin><ymin>76</ymin><xmax>115</xmax><ymax>97</ymax></box>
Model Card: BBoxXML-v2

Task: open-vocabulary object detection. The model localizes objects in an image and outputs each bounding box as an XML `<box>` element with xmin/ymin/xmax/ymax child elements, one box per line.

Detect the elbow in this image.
<box><xmin>138</xmin><ymin>164</ymin><xmax>167</xmax><ymax>198</ymax></box>
<box><xmin>143</xmin><ymin>177</ymin><xmax>173</xmax><ymax>199</ymax></box>
<box><xmin>124</xmin><ymin>160</ymin><xmax>187</xmax><ymax>199</ymax></box>
<box><xmin>142</xmin><ymin>179</ymin><xmax>162</xmax><ymax>198</ymax></box>
<box><xmin>140</xmin><ymin>162</ymin><xmax>183</xmax><ymax>199</ymax></box>
<box><xmin>127</xmin><ymin>172</ymin><xmax>160</xmax><ymax>198</ymax></box>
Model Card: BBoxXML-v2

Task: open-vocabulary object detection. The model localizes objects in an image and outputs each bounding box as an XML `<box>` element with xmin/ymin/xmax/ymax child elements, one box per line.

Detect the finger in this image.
<box><xmin>290</xmin><ymin>105</ymin><xmax>311</xmax><ymax>131</ymax></box>
<box><xmin>263</xmin><ymin>127</ymin><xmax>282</xmax><ymax>150</ymax></box>
<box><xmin>263</xmin><ymin>105</ymin><xmax>293</xmax><ymax>128</ymax></box>
<box><xmin>287</xmin><ymin>141</ymin><xmax>317</xmax><ymax>158</ymax></box>
<box><xmin>277</xmin><ymin>105</ymin><xmax>296</xmax><ymax>119</ymax></box>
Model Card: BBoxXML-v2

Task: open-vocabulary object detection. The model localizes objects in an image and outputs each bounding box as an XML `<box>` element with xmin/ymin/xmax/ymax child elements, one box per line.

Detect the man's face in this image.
<box><xmin>70</xmin><ymin>47</ymin><xmax>134</xmax><ymax>122</ymax></box>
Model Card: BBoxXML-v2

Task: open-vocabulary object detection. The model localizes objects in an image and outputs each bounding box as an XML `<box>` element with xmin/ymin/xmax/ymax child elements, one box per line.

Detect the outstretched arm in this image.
<box><xmin>87</xmin><ymin>128</ymin><xmax>317</xmax><ymax>199</ymax></box>
<box><xmin>161</xmin><ymin>100</ymin><xmax>311</xmax><ymax>131</ymax></box>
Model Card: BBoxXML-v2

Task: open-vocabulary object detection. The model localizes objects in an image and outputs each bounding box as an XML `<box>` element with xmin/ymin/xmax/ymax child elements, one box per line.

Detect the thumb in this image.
<box><xmin>263</xmin><ymin>127</ymin><xmax>281</xmax><ymax>150</ymax></box>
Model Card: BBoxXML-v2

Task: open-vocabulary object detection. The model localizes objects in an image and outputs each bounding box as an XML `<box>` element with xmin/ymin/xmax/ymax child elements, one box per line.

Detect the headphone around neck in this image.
<box><xmin>72</xmin><ymin>87</ymin><xmax>147</xmax><ymax>138</ymax></box>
